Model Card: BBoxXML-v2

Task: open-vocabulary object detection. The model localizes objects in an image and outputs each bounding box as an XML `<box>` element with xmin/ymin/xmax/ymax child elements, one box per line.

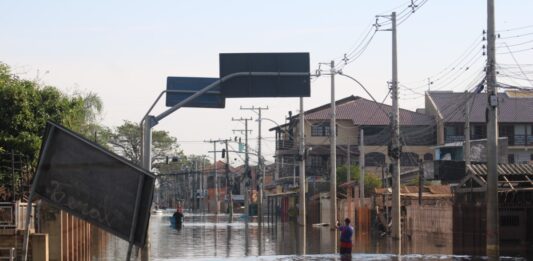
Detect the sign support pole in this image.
<box><xmin>139</xmin><ymin>71</ymin><xmax>312</xmax><ymax>260</ymax></box>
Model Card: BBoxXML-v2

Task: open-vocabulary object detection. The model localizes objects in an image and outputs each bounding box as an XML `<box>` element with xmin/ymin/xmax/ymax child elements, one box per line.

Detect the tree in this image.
<box><xmin>336</xmin><ymin>164</ymin><xmax>382</xmax><ymax>195</ymax></box>
<box><xmin>107</xmin><ymin>120</ymin><xmax>184</xmax><ymax>169</ymax></box>
<box><xmin>0</xmin><ymin>62</ymin><xmax>105</xmax><ymax>160</ymax></box>
<box><xmin>0</xmin><ymin>62</ymin><xmax>106</xmax><ymax>198</ymax></box>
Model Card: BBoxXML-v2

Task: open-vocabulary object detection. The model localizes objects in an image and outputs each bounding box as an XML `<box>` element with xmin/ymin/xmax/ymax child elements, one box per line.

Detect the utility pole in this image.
<box><xmin>359</xmin><ymin>129</ymin><xmax>365</xmax><ymax>208</ymax></box>
<box><xmin>201</xmin><ymin>156</ymin><xmax>206</xmax><ymax>213</ymax></box>
<box><xmin>418</xmin><ymin>159</ymin><xmax>424</xmax><ymax>206</ymax></box>
<box><xmin>204</xmin><ymin>140</ymin><xmax>219</xmax><ymax>214</ymax></box>
<box><xmin>329</xmin><ymin>60</ymin><xmax>338</xmax><ymax>229</ymax></box>
<box><xmin>298</xmin><ymin>97</ymin><xmax>306</xmax><ymax>227</ymax></box>
<box><xmin>224</xmin><ymin>139</ymin><xmax>233</xmax><ymax>222</ymax></box>
<box><xmin>486</xmin><ymin>0</ymin><xmax>499</xmax><ymax>258</ymax></box>
<box><xmin>464</xmin><ymin>91</ymin><xmax>471</xmax><ymax>166</ymax></box>
<box><xmin>232</xmin><ymin>117</ymin><xmax>252</xmax><ymax>216</ymax></box>
<box><xmin>390</xmin><ymin>11</ymin><xmax>402</xmax><ymax>241</ymax></box>
<box><xmin>241</xmin><ymin>106</ymin><xmax>268</xmax><ymax>225</ymax></box>
<box><xmin>347</xmin><ymin>137</ymin><xmax>351</xmax><ymax>224</ymax></box>
<box><xmin>193</xmin><ymin>160</ymin><xmax>197</xmax><ymax>211</ymax></box>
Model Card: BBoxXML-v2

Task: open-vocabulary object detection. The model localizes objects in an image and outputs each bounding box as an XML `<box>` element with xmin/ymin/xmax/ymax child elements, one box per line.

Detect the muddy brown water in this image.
<box><xmin>99</xmin><ymin>213</ymin><xmax>530</xmax><ymax>260</ymax></box>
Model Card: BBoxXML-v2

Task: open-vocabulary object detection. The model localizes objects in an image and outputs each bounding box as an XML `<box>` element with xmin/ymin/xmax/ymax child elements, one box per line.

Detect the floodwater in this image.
<box><xmin>100</xmin><ymin>213</ymin><xmax>529</xmax><ymax>260</ymax></box>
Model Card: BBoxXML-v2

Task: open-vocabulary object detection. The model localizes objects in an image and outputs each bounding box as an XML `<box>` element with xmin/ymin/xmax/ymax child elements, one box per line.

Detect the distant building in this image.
<box><xmin>425</xmin><ymin>91</ymin><xmax>533</xmax><ymax>164</ymax></box>
<box><xmin>270</xmin><ymin>95</ymin><xmax>437</xmax><ymax>192</ymax></box>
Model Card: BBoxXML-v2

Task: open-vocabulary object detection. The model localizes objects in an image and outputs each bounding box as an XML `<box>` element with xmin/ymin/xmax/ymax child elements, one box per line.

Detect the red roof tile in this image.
<box><xmin>304</xmin><ymin>96</ymin><xmax>434</xmax><ymax>126</ymax></box>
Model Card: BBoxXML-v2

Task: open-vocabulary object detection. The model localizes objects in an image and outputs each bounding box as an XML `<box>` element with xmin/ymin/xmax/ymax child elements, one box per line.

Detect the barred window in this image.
<box><xmin>311</xmin><ymin>123</ymin><xmax>336</xmax><ymax>136</ymax></box>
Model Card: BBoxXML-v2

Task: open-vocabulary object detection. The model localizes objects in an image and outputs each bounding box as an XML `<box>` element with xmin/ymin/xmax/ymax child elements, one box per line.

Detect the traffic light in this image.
<box><xmin>221</xmin><ymin>148</ymin><xmax>226</xmax><ymax>158</ymax></box>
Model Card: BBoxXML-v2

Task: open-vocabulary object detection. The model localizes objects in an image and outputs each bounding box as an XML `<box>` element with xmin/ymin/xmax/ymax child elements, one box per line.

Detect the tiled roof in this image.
<box><xmin>204</xmin><ymin>160</ymin><xmax>239</xmax><ymax>173</ymax></box>
<box><xmin>428</xmin><ymin>91</ymin><xmax>533</xmax><ymax>123</ymax></box>
<box><xmin>304</xmin><ymin>96</ymin><xmax>434</xmax><ymax>126</ymax></box>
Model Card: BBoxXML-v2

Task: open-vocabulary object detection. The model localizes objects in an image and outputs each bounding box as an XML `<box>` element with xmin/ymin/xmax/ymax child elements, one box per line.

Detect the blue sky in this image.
<box><xmin>1</xmin><ymin>0</ymin><xmax>532</xmax><ymax>163</ymax></box>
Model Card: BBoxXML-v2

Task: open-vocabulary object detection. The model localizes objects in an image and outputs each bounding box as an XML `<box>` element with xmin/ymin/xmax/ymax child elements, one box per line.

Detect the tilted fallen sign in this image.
<box><xmin>33</xmin><ymin>122</ymin><xmax>155</xmax><ymax>247</ymax></box>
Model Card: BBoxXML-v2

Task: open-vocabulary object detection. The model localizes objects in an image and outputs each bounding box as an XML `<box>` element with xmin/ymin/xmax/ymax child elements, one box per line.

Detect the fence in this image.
<box><xmin>0</xmin><ymin>248</ymin><xmax>15</xmax><ymax>261</ymax></box>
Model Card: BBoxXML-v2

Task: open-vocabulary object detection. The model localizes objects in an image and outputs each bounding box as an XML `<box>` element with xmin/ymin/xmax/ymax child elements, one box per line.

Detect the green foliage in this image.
<box><xmin>406</xmin><ymin>176</ymin><xmax>430</xmax><ymax>186</ymax></box>
<box><xmin>107</xmin><ymin>120</ymin><xmax>184</xmax><ymax>169</ymax></box>
<box><xmin>0</xmin><ymin>62</ymin><xmax>104</xmax><ymax>161</ymax></box>
<box><xmin>0</xmin><ymin>62</ymin><xmax>106</xmax><ymax>195</ymax></box>
<box><xmin>364</xmin><ymin>173</ymin><xmax>382</xmax><ymax>195</ymax></box>
<box><xmin>336</xmin><ymin>164</ymin><xmax>382</xmax><ymax>195</ymax></box>
<box><xmin>336</xmin><ymin>164</ymin><xmax>360</xmax><ymax>185</ymax></box>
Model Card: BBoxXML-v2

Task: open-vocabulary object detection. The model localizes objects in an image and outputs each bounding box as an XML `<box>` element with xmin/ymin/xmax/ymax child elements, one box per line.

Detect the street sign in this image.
<box><xmin>219</xmin><ymin>53</ymin><xmax>310</xmax><ymax>98</ymax></box>
<box><xmin>33</xmin><ymin>122</ymin><xmax>155</xmax><ymax>247</ymax></box>
<box><xmin>166</xmin><ymin>77</ymin><xmax>225</xmax><ymax>108</ymax></box>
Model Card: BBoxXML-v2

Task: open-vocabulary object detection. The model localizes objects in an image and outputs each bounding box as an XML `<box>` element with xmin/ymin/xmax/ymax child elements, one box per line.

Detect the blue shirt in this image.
<box><xmin>338</xmin><ymin>225</ymin><xmax>354</xmax><ymax>242</ymax></box>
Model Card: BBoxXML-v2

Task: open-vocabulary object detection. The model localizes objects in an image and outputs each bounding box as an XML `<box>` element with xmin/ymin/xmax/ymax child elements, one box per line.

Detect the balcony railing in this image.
<box><xmin>445</xmin><ymin>135</ymin><xmax>465</xmax><ymax>143</ymax></box>
<box><xmin>276</xmin><ymin>139</ymin><xmax>295</xmax><ymax>150</ymax></box>
<box><xmin>511</xmin><ymin>135</ymin><xmax>533</xmax><ymax>146</ymax></box>
<box><xmin>445</xmin><ymin>134</ymin><xmax>488</xmax><ymax>143</ymax></box>
<box><xmin>445</xmin><ymin>134</ymin><xmax>533</xmax><ymax>146</ymax></box>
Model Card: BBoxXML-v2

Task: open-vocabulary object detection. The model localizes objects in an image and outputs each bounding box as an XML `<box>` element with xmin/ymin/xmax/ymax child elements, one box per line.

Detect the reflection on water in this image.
<box><xmin>100</xmin><ymin>213</ymin><xmax>528</xmax><ymax>260</ymax></box>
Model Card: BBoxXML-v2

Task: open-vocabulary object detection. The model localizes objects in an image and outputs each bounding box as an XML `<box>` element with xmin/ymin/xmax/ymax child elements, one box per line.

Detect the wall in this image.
<box><xmin>404</xmin><ymin>198</ymin><xmax>453</xmax><ymax>255</ymax></box>
<box><xmin>304</xmin><ymin>119</ymin><xmax>358</xmax><ymax>146</ymax></box>
<box><xmin>40</xmin><ymin>205</ymin><xmax>108</xmax><ymax>261</ymax></box>
<box><xmin>364</xmin><ymin>146</ymin><xmax>434</xmax><ymax>174</ymax></box>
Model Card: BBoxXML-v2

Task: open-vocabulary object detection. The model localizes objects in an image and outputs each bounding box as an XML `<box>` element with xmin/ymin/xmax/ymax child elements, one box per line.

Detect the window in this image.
<box><xmin>515</xmin><ymin>152</ymin><xmax>530</xmax><ymax>164</ymax></box>
<box><xmin>472</xmin><ymin>125</ymin><xmax>486</xmax><ymax>139</ymax></box>
<box><xmin>309</xmin><ymin>155</ymin><xmax>325</xmax><ymax>168</ymax></box>
<box><xmin>508</xmin><ymin>154</ymin><xmax>515</xmax><ymax>164</ymax></box>
<box><xmin>311</xmin><ymin>123</ymin><xmax>337</xmax><ymax>136</ymax></box>
<box><xmin>500</xmin><ymin>215</ymin><xmax>519</xmax><ymax>227</ymax></box>
<box><xmin>400</xmin><ymin>152</ymin><xmax>419</xmax><ymax>167</ymax></box>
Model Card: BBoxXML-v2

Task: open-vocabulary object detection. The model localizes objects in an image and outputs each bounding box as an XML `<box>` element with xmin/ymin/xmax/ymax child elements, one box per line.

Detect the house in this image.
<box><xmin>425</xmin><ymin>90</ymin><xmax>533</xmax><ymax>164</ymax></box>
<box><xmin>270</xmin><ymin>95</ymin><xmax>437</xmax><ymax>192</ymax></box>
<box><xmin>454</xmin><ymin>163</ymin><xmax>533</xmax><ymax>256</ymax></box>
<box><xmin>204</xmin><ymin>160</ymin><xmax>241</xmax><ymax>213</ymax></box>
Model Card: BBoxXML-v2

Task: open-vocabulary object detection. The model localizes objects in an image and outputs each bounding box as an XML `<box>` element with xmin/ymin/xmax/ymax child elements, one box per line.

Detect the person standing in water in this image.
<box><xmin>173</xmin><ymin>205</ymin><xmax>184</xmax><ymax>229</ymax></box>
<box><xmin>336</xmin><ymin>218</ymin><xmax>354</xmax><ymax>256</ymax></box>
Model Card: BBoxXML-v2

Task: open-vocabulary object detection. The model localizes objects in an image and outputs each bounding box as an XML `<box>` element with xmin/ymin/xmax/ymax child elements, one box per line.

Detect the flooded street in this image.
<box><xmin>99</xmin><ymin>213</ymin><xmax>529</xmax><ymax>260</ymax></box>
